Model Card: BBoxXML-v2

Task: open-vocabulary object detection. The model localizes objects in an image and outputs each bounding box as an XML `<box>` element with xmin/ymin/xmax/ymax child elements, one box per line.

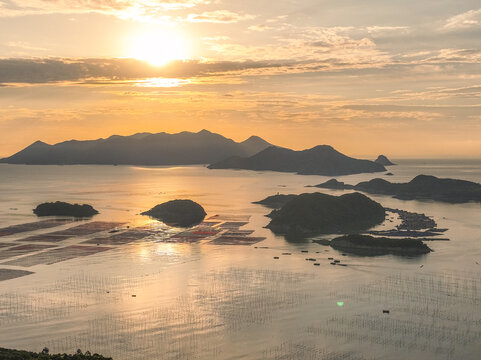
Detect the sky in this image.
<box><xmin>0</xmin><ymin>0</ymin><xmax>480</xmax><ymax>158</ymax></box>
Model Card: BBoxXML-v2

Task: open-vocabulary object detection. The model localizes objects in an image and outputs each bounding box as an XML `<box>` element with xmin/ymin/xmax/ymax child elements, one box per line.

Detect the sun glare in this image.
<box><xmin>129</xmin><ymin>30</ymin><xmax>188</xmax><ymax>66</ymax></box>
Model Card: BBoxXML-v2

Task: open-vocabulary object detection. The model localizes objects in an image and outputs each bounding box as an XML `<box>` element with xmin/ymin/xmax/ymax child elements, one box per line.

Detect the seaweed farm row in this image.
<box><xmin>2</xmin><ymin>263</ymin><xmax>478</xmax><ymax>359</ymax></box>
<box><xmin>0</xmin><ymin>215</ymin><xmax>266</xmax><ymax>281</ymax></box>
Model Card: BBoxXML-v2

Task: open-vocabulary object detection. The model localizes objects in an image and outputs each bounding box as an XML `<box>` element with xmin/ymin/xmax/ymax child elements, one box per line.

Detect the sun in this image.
<box><xmin>129</xmin><ymin>29</ymin><xmax>188</xmax><ymax>66</ymax></box>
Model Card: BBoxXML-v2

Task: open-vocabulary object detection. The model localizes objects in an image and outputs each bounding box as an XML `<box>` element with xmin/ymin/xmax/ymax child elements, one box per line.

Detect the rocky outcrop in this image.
<box><xmin>375</xmin><ymin>155</ymin><xmax>396</xmax><ymax>166</ymax></box>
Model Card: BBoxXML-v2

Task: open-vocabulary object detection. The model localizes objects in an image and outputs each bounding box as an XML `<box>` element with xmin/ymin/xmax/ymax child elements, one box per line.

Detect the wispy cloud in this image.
<box><xmin>444</xmin><ymin>7</ymin><xmax>481</xmax><ymax>29</ymax></box>
<box><xmin>0</xmin><ymin>0</ymin><xmax>211</xmax><ymax>21</ymax></box>
<box><xmin>0</xmin><ymin>58</ymin><xmax>303</xmax><ymax>84</ymax></box>
<box><xmin>183</xmin><ymin>10</ymin><xmax>254</xmax><ymax>23</ymax></box>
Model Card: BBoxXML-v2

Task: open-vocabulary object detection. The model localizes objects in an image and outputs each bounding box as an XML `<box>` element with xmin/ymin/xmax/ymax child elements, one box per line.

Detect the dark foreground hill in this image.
<box><xmin>208</xmin><ymin>145</ymin><xmax>386</xmax><ymax>176</ymax></box>
<box><xmin>0</xmin><ymin>347</ymin><xmax>111</xmax><ymax>360</ymax></box>
<box><xmin>0</xmin><ymin>130</ymin><xmax>271</xmax><ymax>165</ymax></box>
<box><xmin>315</xmin><ymin>175</ymin><xmax>481</xmax><ymax>203</ymax></box>
<box><xmin>262</xmin><ymin>192</ymin><xmax>385</xmax><ymax>236</ymax></box>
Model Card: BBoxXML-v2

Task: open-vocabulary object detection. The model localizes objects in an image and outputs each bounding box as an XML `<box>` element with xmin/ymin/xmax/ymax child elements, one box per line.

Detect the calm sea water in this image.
<box><xmin>0</xmin><ymin>160</ymin><xmax>480</xmax><ymax>360</ymax></box>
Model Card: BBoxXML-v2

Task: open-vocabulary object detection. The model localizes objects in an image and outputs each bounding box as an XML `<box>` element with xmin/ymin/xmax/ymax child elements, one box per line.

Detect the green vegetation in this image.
<box><xmin>141</xmin><ymin>199</ymin><xmax>206</xmax><ymax>227</ymax></box>
<box><xmin>33</xmin><ymin>201</ymin><xmax>99</xmax><ymax>217</ymax></box>
<box><xmin>265</xmin><ymin>192</ymin><xmax>385</xmax><ymax>236</ymax></box>
<box><xmin>0</xmin><ymin>348</ymin><xmax>111</xmax><ymax>360</ymax></box>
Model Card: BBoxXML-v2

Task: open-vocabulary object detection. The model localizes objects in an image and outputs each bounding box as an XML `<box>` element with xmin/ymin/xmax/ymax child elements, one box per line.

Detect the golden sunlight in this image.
<box><xmin>129</xmin><ymin>29</ymin><xmax>188</xmax><ymax>66</ymax></box>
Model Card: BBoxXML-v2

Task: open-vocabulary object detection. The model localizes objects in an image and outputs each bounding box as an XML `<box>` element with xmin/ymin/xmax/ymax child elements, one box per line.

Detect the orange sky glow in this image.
<box><xmin>0</xmin><ymin>0</ymin><xmax>480</xmax><ymax>158</ymax></box>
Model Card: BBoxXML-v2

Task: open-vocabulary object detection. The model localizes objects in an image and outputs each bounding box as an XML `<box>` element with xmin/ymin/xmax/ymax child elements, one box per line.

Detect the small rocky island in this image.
<box><xmin>375</xmin><ymin>155</ymin><xmax>396</xmax><ymax>166</ymax></box>
<box><xmin>313</xmin><ymin>179</ymin><xmax>354</xmax><ymax>190</ymax></box>
<box><xmin>261</xmin><ymin>192</ymin><xmax>385</xmax><ymax>235</ymax></box>
<box><xmin>314</xmin><ymin>174</ymin><xmax>481</xmax><ymax>203</ymax></box>
<box><xmin>328</xmin><ymin>234</ymin><xmax>432</xmax><ymax>256</ymax></box>
<box><xmin>209</xmin><ymin>145</ymin><xmax>386</xmax><ymax>176</ymax></box>
<box><xmin>141</xmin><ymin>199</ymin><xmax>206</xmax><ymax>227</ymax></box>
<box><xmin>33</xmin><ymin>201</ymin><xmax>99</xmax><ymax>217</ymax></box>
<box><xmin>252</xmin><ymin>194</ymin><xmax>298</xmax><ymax>208</ymax></box>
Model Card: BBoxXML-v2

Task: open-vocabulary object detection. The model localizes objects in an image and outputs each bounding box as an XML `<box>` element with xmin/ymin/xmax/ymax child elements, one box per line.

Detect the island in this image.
<box><xmin>375</xmin><ymin>155</ymin><xmax>396</xmax><ymax>166</ymax></box>
<box><xmin>141</xmin><ymin>199</ymin><xmax>206</xmax><ymax>227</ymax></box>
<box><xmin>252</xmin><ymin>194</ymin><xmax>298</xmax><ymax>208</ymax></box>
<box><xmin>312</xmin><ymin>179</ymin><xmax>354</xmax><ymax>190</ymax></box>
<box><xmin>262</xmin><ymin>192</ymin><xmax>385</xmax><ymax>235</ymax></box>
<box><xmin>0</xmin><ymin>130</ymin><xmax>271</xmax><ymax>166</ymax></box>
<box><xmin>33</xmin><ymin>201</ymin><xmax>99</xmax><ymax>217</ymax></box>
<box><xmin>329</xmin><ymin>234</ymin><xmax>432</xmax><ymax>256</ymax></box>
<box><xmin>208</xmin><ymin>145</ymin><xmax>386</xmax><ymax>176</ymax></box>
<box><xmin>314</xmin><ymin>174</ymin><xmax>481</xmax><ymax>203</ymax></box>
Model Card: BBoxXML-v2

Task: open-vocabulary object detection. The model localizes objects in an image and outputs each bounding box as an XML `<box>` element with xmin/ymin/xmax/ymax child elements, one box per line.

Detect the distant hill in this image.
<box><xmin>0</xmin><ymin>130</ymin><xmax>272</xmax><ymax>165</ymax></box>
<box><xmin>315</xmin><ymin>175</ymin><xmax>481</xmax><ymax>203</ymax></box>
<box><xmin>208</xmin><ymin>145</ymin><xmax>386</xmax><ymax>176</ymax></box>
<box><xmin>375</xmin><ymin>155</ymin><xmax>396</xmax><ymax>166</ymax></box>
<box><xmin>355</xmin><ymin>175</ymin><xmax>481</xmax><ymax>203</ymax></box>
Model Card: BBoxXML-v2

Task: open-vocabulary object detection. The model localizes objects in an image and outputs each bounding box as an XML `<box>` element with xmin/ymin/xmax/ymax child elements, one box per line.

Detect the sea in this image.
<box><xmin>0</xmin><ymin>159</ymin><xmax>480</xmax><ymax>360</ymax></box>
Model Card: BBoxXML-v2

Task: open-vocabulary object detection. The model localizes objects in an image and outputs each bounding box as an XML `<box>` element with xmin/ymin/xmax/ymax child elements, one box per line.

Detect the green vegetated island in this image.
<box><xmin>314</xmin><ymin>174</ymin><xmax>481</xmax><ymax>203</ymax></box>
<box><xmin>254</xmin><ymin>192</ymin><xmax>433</xmax><ymax>255</ymax></box>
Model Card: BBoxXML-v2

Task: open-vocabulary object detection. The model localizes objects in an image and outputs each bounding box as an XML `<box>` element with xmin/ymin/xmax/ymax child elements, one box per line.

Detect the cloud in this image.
<box><xmin>342</xmin><ymin>104</ymin><xmax>481</xmax><ymax>118</ymax></box>
<box><xmin>247</xmin><ymin>24</ymin><xmax>273</xmax><ymax>32</ymax></box>
<box><xmin>444</xmin><ymin>8</ymin><xmax>481</xmax><ymax>29</ymax></box>
<box><xmin>366</xmin><ymin>26</ymin><xmax>409</xmax><ymax>35</ymax></box>
<box><xmin>3</xmin><ymin>41</ymin><xmax>50</xmax><ymax>55</ymax></box>
<box><xmin>183</xmin><ymin>10</ymin><xmax>254</xmax><ymax>23</ymax></box>
<box><xmin>422</xmin><ymin>48</ymin><xmax>481</xmax><ymax>63</ymax></box>
<box><xmin>0</xmin><ymin>0</ymin><xmax>211</xmax><ymax>21</ymax></box>
<box><xmin>0</xmin><ymin>58</ymin><xmax>300</xmax><ymax>84</ymax></box>
<box><xmin>207</xmin><ymin>26</ymin><xmax>391</xmax><ymax>68</ymax></box>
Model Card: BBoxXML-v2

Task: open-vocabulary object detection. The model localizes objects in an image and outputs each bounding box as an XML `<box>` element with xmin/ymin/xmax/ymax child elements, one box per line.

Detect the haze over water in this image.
<box><xmin>0</xmin><ymin>160</ymin><xmax>480</xmax><ymax>359</ymax></box>
<box><xmin>1</xmin><ymin>0</ymin><xmax>481</xmax><ymax>358</ymax></box>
